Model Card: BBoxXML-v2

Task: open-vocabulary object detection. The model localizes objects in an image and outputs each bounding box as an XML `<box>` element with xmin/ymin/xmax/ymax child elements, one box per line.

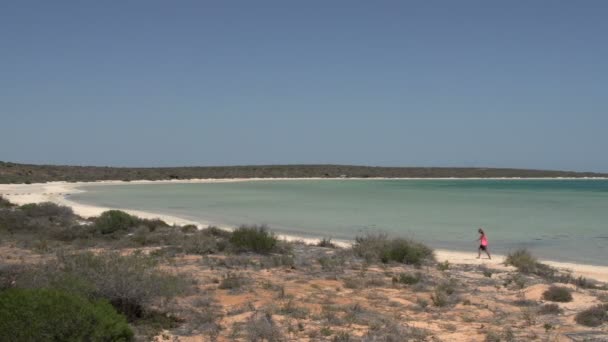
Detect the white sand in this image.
<box><xmin>1</xmin><ymin>179</ymin><xmax>607</xmax><ymax>283</ymax></box>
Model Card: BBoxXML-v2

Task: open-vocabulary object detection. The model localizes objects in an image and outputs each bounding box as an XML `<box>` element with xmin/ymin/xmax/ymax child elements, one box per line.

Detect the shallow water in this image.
<box><xmin>71</xmin><ymin>179</ymin><xmax>608</xmax><ymax>265</ymax></box>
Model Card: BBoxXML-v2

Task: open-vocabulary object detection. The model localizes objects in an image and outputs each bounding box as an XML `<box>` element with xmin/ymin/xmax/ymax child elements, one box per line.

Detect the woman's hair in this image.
<box><xmin>478</xmin><ymin>228</ymin><xmax>485</xmax><ymax>234</ymax></box>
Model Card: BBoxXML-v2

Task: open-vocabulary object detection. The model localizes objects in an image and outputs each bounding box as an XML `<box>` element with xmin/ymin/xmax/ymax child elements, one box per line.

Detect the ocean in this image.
<box><xmin>70</xmin><ymin>179</ymin><xmax>608</xmax><ymax>265</ymax></box>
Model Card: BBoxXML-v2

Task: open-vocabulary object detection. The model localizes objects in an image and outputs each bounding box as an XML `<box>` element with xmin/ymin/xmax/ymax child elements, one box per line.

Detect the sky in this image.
<box><xmin>1</xmin><ymin>1</ymin><xmax>607</xmax><ymax>172</ymax></box>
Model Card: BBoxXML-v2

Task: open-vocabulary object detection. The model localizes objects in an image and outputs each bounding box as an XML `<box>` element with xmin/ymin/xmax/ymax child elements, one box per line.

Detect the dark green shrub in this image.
<box><xmin>20</xmin><ymin>202</ymin><xmax>73</xmax><ymax>219</ymax></box>
<box><xmin>0</xmin><ymin>288</ymin><xmax>132</xmax><ymax>341</ymax></box>
<box><xmin>353</xmin><ymin>233</ymin><xmax>434</xmax><ymax>265</ymax></box>
<box><xmin>138</xmin><ymin>218</ymin><xmax>169</xmax><ymax>232</ymax></box>
<box><xmin>575</xmin><ymin>304</ymin><xmax>608</xmax><ymax>327</ymax></box>
<box><xmin>95</xmin><ymin>210</ymin><xmax>139</xmax><ymax>234</ymax></box>
<box><xmin>542</xmin><ymin>286</ymin><xmax>573</xmax><ymax>302</ymax></box>
<box><xmin>181</xmin><ymin>224</ymin><xmax>198</xmax><ymax>233</ymax></box>
<box><xmin>230</xmin><ymin>225</ymin><xmax>278</xmax><ymax>254</ymax></box>
<box><xmin>0</xmin><ymin>196</ymin><xmax>14</xmax><ymax>208</ymax></box>
<box><xmin>0</xmin><ymin>209</ymin><xmax>29</xmax><ymax>233</ymax></box>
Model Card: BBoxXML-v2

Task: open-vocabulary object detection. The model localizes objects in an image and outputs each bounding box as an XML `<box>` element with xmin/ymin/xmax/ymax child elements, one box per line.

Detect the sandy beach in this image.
<box><xmin>1</xmin><ymin>179</ymin><xmax>608</xmax><ymax>283</ymax></box>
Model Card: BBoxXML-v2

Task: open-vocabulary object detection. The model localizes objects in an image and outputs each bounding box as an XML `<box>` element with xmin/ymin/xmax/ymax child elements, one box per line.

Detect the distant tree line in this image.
<box><xmin>1</xmin><ymin>161</ymin><xmax>606</xmax><ymax>184</ymax></box>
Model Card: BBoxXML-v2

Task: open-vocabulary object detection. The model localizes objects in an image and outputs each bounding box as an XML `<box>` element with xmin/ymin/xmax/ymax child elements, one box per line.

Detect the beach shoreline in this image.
<box><xmin>1</xmin><ymin>179</ymin><xmax>608</xmax><ymax>283</ymax></box>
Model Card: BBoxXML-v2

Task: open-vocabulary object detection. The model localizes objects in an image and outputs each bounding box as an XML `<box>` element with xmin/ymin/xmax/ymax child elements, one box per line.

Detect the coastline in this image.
<box><xmin>1</xmin><ymin>179</ymin><xmax>608</xmax><ymax>283</ymax></box>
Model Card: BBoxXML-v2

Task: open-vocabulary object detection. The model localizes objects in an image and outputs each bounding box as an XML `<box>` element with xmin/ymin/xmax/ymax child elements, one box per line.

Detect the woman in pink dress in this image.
<box><xmin>477</xmin><ymin>228</ymin><xmax>491</xmax><ymax>259</ymax></box>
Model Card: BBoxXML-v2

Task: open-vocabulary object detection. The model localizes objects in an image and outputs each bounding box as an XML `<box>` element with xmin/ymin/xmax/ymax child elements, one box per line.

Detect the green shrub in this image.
<box><xmin>353</xmin><ymin>233</ymin><xmax>434</xmax><ymax>265</ymax></box>
<box><xmin>95</xmin><ymin>210</ymin><xmax>139</xmax><ymax>234</ymax></box>
<box><xmin>17</xmin><ymin>251</ymin><xmax>191</xmax><ymax>321</ymax></box>
<box><xmin>0</xmin><ymin>196</ymin><xmax>14</xmax><ymax>208</ymax></box>
<box><xmin>0</xmin><ymin>209</ymin><xmax>29</xmax><ymax>233</ymax></box>
<box><xmin>181</xmin><ymin>224</ymin><xmax>198</xmax><ymax>233</ymax></box>
<box><xmin>505</xmin><ymin>249</ymin><xmax>556</xmax><ymax>279</ymax></box>
<box><xmin>431</xmin><ymin>288</ymin><xmax>449</xmax><ymax>307</ymax></box>
<box><xmin>138</xmin><ymin>218</ymin><xmax>169</xmax><ymax>232</ymax></box>
<box><xmin>0</xmin><ymin>288</ymin><xmax>132</xmax><ymax>341</ymax></box>
<box><xmin>542</xmin><ymin>286</ymin><xmax>573</xmax><ymax>302</ymax></box>
<box><xmin>575</xmin><ymin>304</ymin><xmax>608</xmax><ymax>327</ymax></box>
<box><xmin>20</xmin><ymin>202</ymin><xmax>73</xmax><ymax>220</ymax></box>
<box><xmin>230</xmin><ymin>225</ymin><xmax>278</xmax><ymax>254</ymax></box>
<box><xmin>392</xmin><ymin>272</ymin><xmax>421</xmax><ymax>285</ymax></box>
<box><xmin>505</xmin><ymin>249</ymin><xmax>537</xmax><ymax>273</ymax></box>
<box><xmin>431</xmin><ymin>280</ymin><xmax>459</xmax><ymax>307</ymax></box>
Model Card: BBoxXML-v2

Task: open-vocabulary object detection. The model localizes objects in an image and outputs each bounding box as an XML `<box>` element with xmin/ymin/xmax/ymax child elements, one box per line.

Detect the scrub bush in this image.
<box><xmin>95</xmin><ymin>210</ymin><xmax>139</xmax><ymax>234</ymax></box>
<box><xmin>17</xmin><ymin>251</ymin><xmax>191</xmax><ymax>321</ymax></box>
<box><xmin>542</xmin><ymin>286</ymin><xmax>573</xmax><ymax>302</ymax></box>
<box><xmin>353</xmin><ymin>233</ymin><xmax>434</xmax><ymax>265</ymax></box>
<box><xmin>575</xmin><ymin>304</ymin><xmax>608</xmax><ymax>327</ymax></box>
<box><xmin>0</xmin><ymin>288</ymin><xmax>132</xmax><ymax>341</ymax></box>
<box><xmin>230</xmin><ymin>225</ymin><xmax>278</xmax><ymax>254</ymax></box>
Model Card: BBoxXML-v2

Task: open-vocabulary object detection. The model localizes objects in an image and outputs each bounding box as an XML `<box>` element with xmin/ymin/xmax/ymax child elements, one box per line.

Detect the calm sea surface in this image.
<box><xmin>71</xmin><ymin>179</ymin><xmax>608</xmax><ymax>265</ymax></box>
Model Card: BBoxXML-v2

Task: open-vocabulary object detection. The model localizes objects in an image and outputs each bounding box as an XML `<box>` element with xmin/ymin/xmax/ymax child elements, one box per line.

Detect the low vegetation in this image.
<box><xmin>0</xmin><ymin>288</ymin><xmax>133</xmax><ymax>341</ymax></box>
<box><xmin>3</xmin><ymin>161</ymin><xmax>606</xmax><ymax>184</ymax></box>
<box><xmin>0</xmin><ymin>196</ymin><xmax>607</xmax><ymax>340</ymax></box>
<box><xmin>229</xmin><ymin>225</ymin><xmax>279</xmax><ymax>254</ymax></box>
<box><xmin>94</xmin><ymin>210</ymin><xmax>140</xmax><ymax>234</ymax></box>
<box><xmin>542</xmin><ymin>285</ymin><xmax>573</xmax><ymax>302</ymax></box>
<box><xmin>575</xmin><ymin>304</ymin><xmax>608</xmax><ymax>327</ymax></box>
<box><xmin>352</xmin><ymin>232</ymin><xmax>434</xmax><ymax>265</ymax></box>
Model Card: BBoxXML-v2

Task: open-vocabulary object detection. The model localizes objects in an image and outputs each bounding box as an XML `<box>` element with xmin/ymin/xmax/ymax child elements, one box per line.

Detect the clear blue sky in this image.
<box><xmin>1</xmin><ymin>1</ymin><xmax>607</xmax><ymax>171</ymax></box>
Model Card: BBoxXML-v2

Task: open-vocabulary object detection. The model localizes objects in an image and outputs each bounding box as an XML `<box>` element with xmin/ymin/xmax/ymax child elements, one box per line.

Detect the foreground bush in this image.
<box><xmin>18</xmin><ymin>251</ymin><xmax>191</xmax><ymax>321</ymax></box>
<box><xmin>542</xmin><ymin>286</ymin><xmax>573</xmax><ymax>302</ymax></box>
<box><xmin>230</xmin><ymin>225</ymin><xmax>278</xmax><ymax>254</ymax></box>
<box><xmin>95</xmin><ymin>210</ymin><xmax>139</xmax><ymax>234</ymax></box>
<box><xmin>0</xmin><ymin>288</ymin><xmax>132</xmax><ymax>341</ymax></box>
<box><xmin>575</xmin><ymin>304</ymin><xmax>608</xmax><ymax>327</ymax></box>
<box><xmin>353</xmin><ymin>233</ymin><xmax>434</xmax><ymax>265</ymax></box>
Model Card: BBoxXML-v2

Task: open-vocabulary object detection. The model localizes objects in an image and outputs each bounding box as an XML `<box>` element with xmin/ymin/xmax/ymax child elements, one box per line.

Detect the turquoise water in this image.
<box><xmin>70</xmin><ymin>180</ymin><xmax>608</xmax><ymax>265</ymax></box>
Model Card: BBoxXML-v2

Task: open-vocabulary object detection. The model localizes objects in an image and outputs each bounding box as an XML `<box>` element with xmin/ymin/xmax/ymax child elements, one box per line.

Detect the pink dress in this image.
<box><xmin>481</xmin><ymin>235</ymin><xmax>488</xmax><ymax>247</ymax></box>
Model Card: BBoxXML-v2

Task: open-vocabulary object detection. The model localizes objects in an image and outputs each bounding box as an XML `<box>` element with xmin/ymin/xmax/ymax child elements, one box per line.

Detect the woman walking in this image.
<box><xmin>477</xmin><ymin>228</ymin><xmax>491</xmax><ymax>259</ymax></box>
